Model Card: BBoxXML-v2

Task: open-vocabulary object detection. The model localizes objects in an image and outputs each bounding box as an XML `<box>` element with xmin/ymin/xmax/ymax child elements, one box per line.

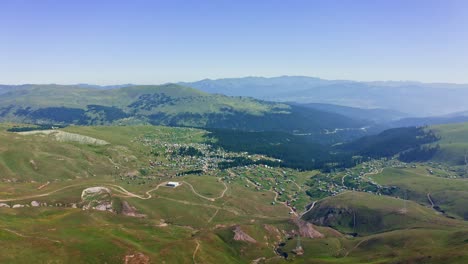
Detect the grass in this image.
<box><xmin>303</xmin><ymin>191</ymin><xmax>466</xmax><ymax>235</ymax></box>
<box><xmin>373</xmin><ymin>166</ymin><xmax>468</xmax><ymax>219</ymax></box>
<box><xmin>0</xmin><ymin>123</ymin><xmax>467</xmax><ymax>263</ymax></box>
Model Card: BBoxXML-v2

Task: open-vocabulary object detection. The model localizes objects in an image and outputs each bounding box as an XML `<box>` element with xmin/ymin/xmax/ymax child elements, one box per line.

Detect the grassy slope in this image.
<box><xmin>0</xmin><ymin>84</ymin><xmax>288</xmax><ymax>115</ymax></box>
<box><xmin>430</xmin><ymin>122</ymin><xmax>468</xmax><ymax>165</ymax></box>
<box><xmin>0</xmin><ymin>124</ymin><xmax>467</xmax><ymax>263</ymax></box>
<box><xmin>302</xmin><ymin>192</ymin><xmax>466</xmax><ymax>235</ymax></box>
<box><xmin>372</xmin><ymin>166</ymin><xmax>468</xmax><ymax>220</ymax></box>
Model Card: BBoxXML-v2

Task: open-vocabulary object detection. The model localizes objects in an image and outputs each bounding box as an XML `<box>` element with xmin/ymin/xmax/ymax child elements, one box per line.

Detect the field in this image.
<box><xmin>0</xmin><ymin>124</ymin><xmax>467</xmax><ymax>263</ymax></box>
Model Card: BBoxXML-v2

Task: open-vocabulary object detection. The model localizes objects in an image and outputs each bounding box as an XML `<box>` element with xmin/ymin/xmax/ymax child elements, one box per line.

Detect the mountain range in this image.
<box><xmin>181</xmin><ymin>76</ymin><xmax>468</xmax><ymax>116</ymax></box>
<box><xmin>0</xmin><ymin>84</ymin><xmax>367</xmax><ymax>137</ymax></box>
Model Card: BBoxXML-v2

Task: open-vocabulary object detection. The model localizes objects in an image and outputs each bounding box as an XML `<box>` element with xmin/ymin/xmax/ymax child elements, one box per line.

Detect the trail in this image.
<box><xmin>0</xmin><ymin>184</ymin><xmax>85</xmax><ymax>202</ymax></box>
<box><xmin>345</xmin><ymin>238</ymin><xmax>369</xmax><ymax>257</ymax></box>
<box><xmin>106</xmin><ymin>182</ymin><xmax>168</xmax><ymax>200</ymax></box>
<box><xmin>1</xmin><ymin>228</ymin><xmax>61</xmax><ymax>244</ymax></box>
<box><xmin>427</xmin><ymin>193</ymin><xmax>435</xmax><ymax>208</ymax></box>
<box><xmin>292</xmin><ymin>181</ymin><xmax>302</xmax><ymax>191</ymax></box>
<box><xmin>208</xmin><ymin>209</ymin><xmax>219</xmax><ymax>223</ymax></box>
<box><xmin>341</xmin><ymin>174</ymin><xmax>347</xmax><ymax>186</ymax></box>
<box><xmin>0</xmin><ymin>179</ymin><xmax>227</xmax><ymax>208</ymax></box>
<box><xmin>300</xmin><ymin>201</ymin><xmax>317</xmax><ymax>217</ymax></box>
<box><xmin>181</xmin><ymin>180</ymin><xmax>228</xmax><ymax>202</ymax></box>
<box><xmin>192</xmin><ymin>240</ymin><xmax>200</xmax><ymax>264</ymax></box>
<box><xmin>37</xmin><ymin>181</ymin><xmax>50</xmax><ymax>190</ymax></box>
<box><xmin>362</xmin><ymin>168</ymin><xmax>384</xmax><ymax>180</ymax></box>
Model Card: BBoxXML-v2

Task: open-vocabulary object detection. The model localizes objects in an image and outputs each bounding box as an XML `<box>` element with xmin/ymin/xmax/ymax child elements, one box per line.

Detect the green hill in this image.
<box><xmin>430</xmin><ymin>122</ymin><xmax>468</xmax><ymax>165</ymax></box>
<box><xmin>0</xmin><ymin>124</ymin><xmax>467</xmax><ymax>263</ymax></box>
<box><xmin>302</xmin><ymin>191</ymin><xmax>465</xmax><ymax>235</ymax></box>
<box><xmin>0</xmin><ymin>84</ymin><xmax>366</xmax><ymax>133</ymax></box>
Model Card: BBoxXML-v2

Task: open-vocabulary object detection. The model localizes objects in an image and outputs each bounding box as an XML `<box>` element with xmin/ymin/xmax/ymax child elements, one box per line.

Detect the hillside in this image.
<box><xmin>0</xmin><ymin>84</ymin><xmax>367</xmax><ymax>134</ymax></box>
<box><xmin>0</xmin><ymin>124</ymin><xmax>467</xmax><ymax>263</ymax></box>
<box><xmin>182</xmin><ymin>76</ymin><xmax>468</xmax><ymax>116</ymax></box>
<box><xmin>302</xmin><ymin>191</ymin><xmax>464</xmax><ymax>235</ymax></box>
<box><xmin>430</xmin><ymin>122</ymin><xmax>468</xmax><ymax>166</ymax></box>
<box><xmin>297</xmin><ymin>103</ymin><xmax>407</xmax><ymax>123</ymax></box>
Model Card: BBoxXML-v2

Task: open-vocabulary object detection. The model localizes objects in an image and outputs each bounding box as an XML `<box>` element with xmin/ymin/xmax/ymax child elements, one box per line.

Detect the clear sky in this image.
<box><xmin>1</xmin><ymin>0</ymin><xmax>468</xmax><ymax>84</ymax></box>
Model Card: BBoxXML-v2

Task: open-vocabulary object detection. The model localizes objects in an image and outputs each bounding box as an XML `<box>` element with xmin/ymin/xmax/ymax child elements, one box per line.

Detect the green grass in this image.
<box><xmin>303</xmin><ymin>191</ymin><xmax>466</xmax><ymax>235</ymax></box>
<box><xmin>373</xmin><ymin>166</ymin><xmax>468</xmax><ymax>219</ymax></box>
<box><xmin>0</xmin><ymin>124</ymin><xmax>467</xmax><ymax>263</ymax></box>
<box><xmin>430</xmin><ymin>122</ymin><xmax>468</xmax><ymax>165</ymax></box>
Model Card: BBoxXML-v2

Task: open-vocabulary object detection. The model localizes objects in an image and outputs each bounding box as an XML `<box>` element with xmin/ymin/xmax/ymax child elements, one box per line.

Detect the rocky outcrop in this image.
<box><xmin>233</xmin><ymin>226</ymin><xmax>257</xmax><ymax>243</ymax></box>
<box><xmin>124</xmin><ymin>252</ymin><xmax>150</xmax><ymax>264</ymax></box>
<box><xmin>31</xmin><ymin>201</ymin><xmax>40</xmax><ymax>207</ymax></box>
<box><xmin>0</xmin><ymin>203</ymin><xmax>10</xmax><ymax>208</ymax></box>
<box><xmin>81</xmin><ymin>187</ymin><xmax>112</xmax><ymax>212</ymax></box>
<box><xmin>292</xmin><ymin>218</ymin><xmax>324</xmax><ymax>238</ymax></box>
<box><xmin>121</xmin><ymin>201</ymin><xmax>146</xmax><ymax>218</ymax></box>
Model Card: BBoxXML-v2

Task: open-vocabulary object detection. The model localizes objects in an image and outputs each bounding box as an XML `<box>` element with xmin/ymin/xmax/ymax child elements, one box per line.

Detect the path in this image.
<box><xmin>341</xmin><ymin>174</ymin><xmax>347</xmax><ymax>186</ymax></box>
<box><xmin>362</xmin><ymin>168</ymin><xmax>384</xmax><ymax>180</ymax></box>
<box><xmin>181</xmin><ymin>180</ymin><xmax>228</xmax><ymax>202</ymax></box>
<box><xmin>427</xmin><ymin>193</ymin><xmax>435</xmax><ymax>208</ymax></box>
<box><xmin>192</xmin><ymin>240</ymin><xmax>201</xmax><ymax>264</ymax></box>
<box><xmin>0</xmin><ymin>184</ymin><xmax>85</xmax><ymax>202</ymax></box>
<box><xmin>300</xmin><ymin>201</ymin><xmax>317</xmax><ymax>217</ymax></box>
<box><xmin>207</xmin><ymin>209</ymin><xmax>219</xmax><ymax>223</ymax></box>
<box><xmin>344</xmin><ymin>238</ymin><xmax>370</xmax><ymax>257</ymax></box>
<box><xmin>1</xmin><ymin>228</ymin><xmax>61</xmax><ymax>244</ymax></box>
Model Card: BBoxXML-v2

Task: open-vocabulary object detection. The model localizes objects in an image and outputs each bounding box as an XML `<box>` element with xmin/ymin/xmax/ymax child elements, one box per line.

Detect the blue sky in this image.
<box><xmin>1</xmin><ymin>0</ymin><xmax>468</xmax><ymax>84</ymax></box>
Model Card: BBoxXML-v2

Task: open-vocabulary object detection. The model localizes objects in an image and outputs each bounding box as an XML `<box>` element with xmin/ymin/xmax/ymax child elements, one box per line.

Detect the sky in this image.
<box><xmin>1</xmin><ymin>0</ymin><xmax>468</xmax><ymax>85</ymax></box>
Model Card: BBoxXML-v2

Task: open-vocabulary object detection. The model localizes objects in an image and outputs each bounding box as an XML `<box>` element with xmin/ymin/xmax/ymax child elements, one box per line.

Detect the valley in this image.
<box><xmin>0</xmin><ymin>122</ymin><xmax>466</xmax><ymax>263</ymax></box>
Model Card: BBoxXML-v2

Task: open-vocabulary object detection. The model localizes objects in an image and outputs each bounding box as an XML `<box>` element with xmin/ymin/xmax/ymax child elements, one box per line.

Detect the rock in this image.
<box><xmin>81</xmin><ymin>186</ymin><xmax>112</xmax><ymax>211</ymax></box>
<box><xmin>121</xmin><ymin>201</ymin><xmax>146</xmax><ymax>218</ymax></box>
<box><xmin>233</xmin><ymin>226</ymin><xmax>257</xmax><ymax>243</ymax></box>
<box><xmin>291</xmin><ymin>218</ymin><xmax>324</xmax><ymax>238</ymax></box>
<box><xmin>12</xmin><ymin>204</ymin><xmax>24</xmax><ymax>208</ymax></box>
<box><xmin>31</xmin><ymin>201</ymin><xmax>40</xmax><ymax>207</ymax></box>
<box><xmin>124</xmin><ymin>252</ymin><xmax>150</xmax><ymax>264</ymax></box>
<box><xmin>95</xmin><ymin>204</ymin><xmax>108</xmax><ymax>211</ymax></box>
<box><xmin>0</xmin><ymin>203</ymin><xmax>10</xmax><ymax>208</ymax></box>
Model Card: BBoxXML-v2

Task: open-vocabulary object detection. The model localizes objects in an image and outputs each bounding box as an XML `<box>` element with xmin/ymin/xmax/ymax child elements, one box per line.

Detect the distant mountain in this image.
<box><xmin>295</xmin><ymin>103</ymin><xmax>408</xmax><ymax>123</ymax></box>
<box><xmin>390</xmin><ymin>114</ymin><xmax>468</xmax><ymax>127</ymax></box>
<box><xmin>0</xmin><ymin>84</ymin><xmax>367</xmax><ymax>135</ymax></box>
<box><xmin>181</xmin><ymin>76</ymin><xmax>468</xmax><ymax>116</ymax></box>
<box><xmin>75</xmin><ymin>83</ymin><xmax>134</xmax><ymax>90</ymax></box>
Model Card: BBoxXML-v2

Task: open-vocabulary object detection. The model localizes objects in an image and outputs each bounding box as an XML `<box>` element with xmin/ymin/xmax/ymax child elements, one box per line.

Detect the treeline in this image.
<box><xmin>7</xmin><ymin>124</ymin><xmax>66</xmax><ymax>132</ymax></box>
<box><xmin>217</xmin><ymin>157</ymin><xmax>281</xmax><ymax>170</ymax></box>
<box><xmin>174</xmin><ymin>146</ymin><xmax>204</xmax><ymax>157</ymax></box>
<box><xmin>206</xmin><ymin>129</ymin><xmax>355</xmax><ymax>171</ymax></box>
<box><xmin>207</xmin><ymin>126</ymin><xmax>441</xmax><ymax>171</ymax></box>
<box><xmin>7</xmin><ymin>105</ymin><xmax>130</xmax><ymax>125</ymax></box>
<box><xmin>338</xmin><ymin>127</ymin><xmax>440</xmax><ymax>160</ymax></box>
<box><xmin>398</xmin><ymin>144</ymin><xmax>440</xmax><ymax>162</ymax></box>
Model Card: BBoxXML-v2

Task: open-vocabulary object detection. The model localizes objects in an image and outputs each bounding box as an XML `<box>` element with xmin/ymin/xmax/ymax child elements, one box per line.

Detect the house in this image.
<box><xmin>166</xmin><ymin>181</ymin><xmax>180</xmax><ymax>187</ymax></box>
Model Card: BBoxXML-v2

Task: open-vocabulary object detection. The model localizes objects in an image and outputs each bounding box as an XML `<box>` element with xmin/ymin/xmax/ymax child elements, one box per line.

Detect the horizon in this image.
<box><xmin>2</xmin><ymin>0</ymin><xmax>468</xmax><ymax>84</ymax></box>
<box><xmin>3</xmin><ymin>75</ymin><xmax>468</xmax><ymax>87</ymax></box>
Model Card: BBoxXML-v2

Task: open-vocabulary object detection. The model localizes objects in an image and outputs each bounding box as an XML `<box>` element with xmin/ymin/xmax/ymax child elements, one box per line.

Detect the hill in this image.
<box><xmin>0</xmin><ymin>124</ymin><xmax>467</xmax><ymax>263</ymax></box>
<box><xmin>302</xmin><ymin>191</ymin><xmax>465</xmax><ymax>235</ymax></box>
<box><xmin>429</xmin><ymin>122</ymin><xmax>468</xmax><ymax>166</ymax></box>
<box><xmin>182</xmin><ymin>76</ymin><xmax>468</xmax><ymax>116</ymax></box>
<box><xmin>0</xmin><ymin>84</ymin><xmax>367</xmax><ymax>134</ymax></box>
<box><xmin>297</xmin><ymin>102</ymin><xmax>407</xmax><ymax>123</ymax></box>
